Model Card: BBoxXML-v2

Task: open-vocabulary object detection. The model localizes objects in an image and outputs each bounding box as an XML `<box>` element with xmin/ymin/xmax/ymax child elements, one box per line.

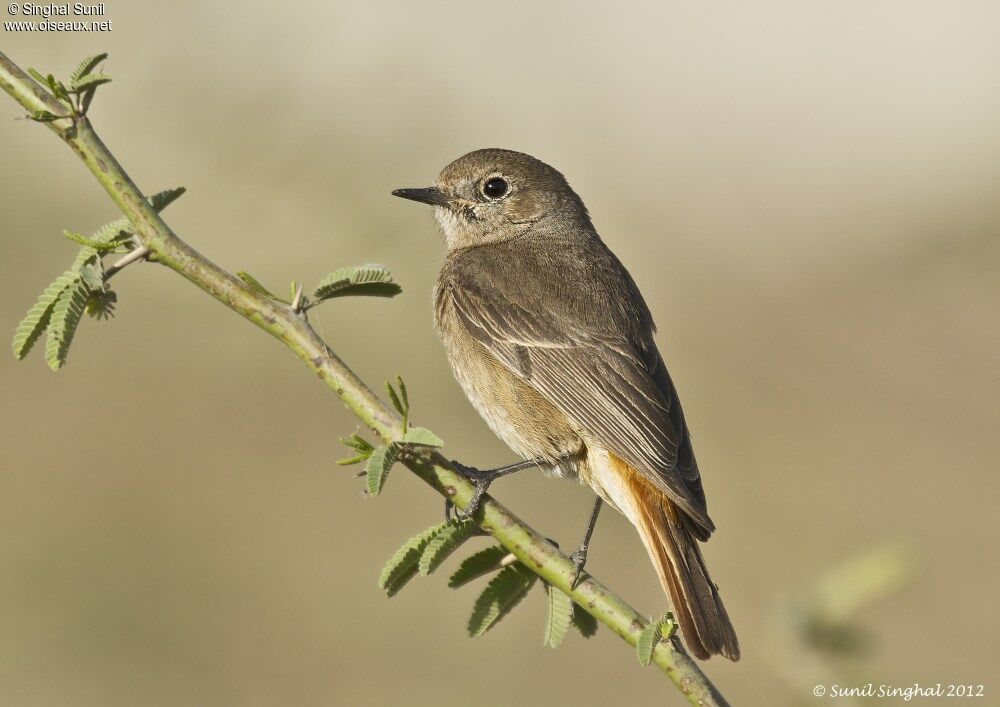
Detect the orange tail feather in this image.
<box><xmin>611</xmin><ymin>454</ymin><xmax>739</xmax><ymax>661</ymax></box>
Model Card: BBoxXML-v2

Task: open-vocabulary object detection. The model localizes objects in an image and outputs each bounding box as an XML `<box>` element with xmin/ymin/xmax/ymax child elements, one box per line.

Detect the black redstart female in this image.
<box><xmin>392</xmin><ymin>148</ymin><xmax>739</xmax><ymax>661</ymax></box>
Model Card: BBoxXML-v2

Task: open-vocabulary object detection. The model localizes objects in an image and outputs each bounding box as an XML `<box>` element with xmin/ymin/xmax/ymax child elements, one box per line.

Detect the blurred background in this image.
<box><xmin>2</xmin><ymin>2</ymin><xmax>998</xmax><ymax>704</ymax></box>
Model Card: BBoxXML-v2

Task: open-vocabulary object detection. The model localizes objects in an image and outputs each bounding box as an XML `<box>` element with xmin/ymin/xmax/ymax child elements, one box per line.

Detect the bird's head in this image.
<box><xmin>392</xmin><ymin>148</ymin><xmax>591</xmax><ymax>250</ymax></box>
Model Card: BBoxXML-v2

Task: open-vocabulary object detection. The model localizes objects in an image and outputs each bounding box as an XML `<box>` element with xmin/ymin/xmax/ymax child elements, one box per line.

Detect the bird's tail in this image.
<box><xmin>611</xmin><ymin>453</ymin><xmax>740</xmax><ymax>661</ymax></box>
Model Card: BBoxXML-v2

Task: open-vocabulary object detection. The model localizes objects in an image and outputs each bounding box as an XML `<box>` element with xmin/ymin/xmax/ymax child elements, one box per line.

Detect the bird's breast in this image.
<box><xmin>433</xmin><ymin>282</ymin><xmax>584</xmax><ymax>476</ymax></box>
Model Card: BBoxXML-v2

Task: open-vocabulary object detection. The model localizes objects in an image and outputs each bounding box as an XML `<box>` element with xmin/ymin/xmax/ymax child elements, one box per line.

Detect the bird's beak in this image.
<box><xmin>391</xmin><ymin>187</ymin><xmax>450</xmax><ymax>207</ymax></box>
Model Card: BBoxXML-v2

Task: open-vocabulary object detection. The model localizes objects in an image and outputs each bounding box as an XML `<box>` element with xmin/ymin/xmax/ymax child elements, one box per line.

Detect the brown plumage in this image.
<box><xmin>394</xmin><ymin>148</ymin><xmax>739</xmax><ymax>661</ymax></box>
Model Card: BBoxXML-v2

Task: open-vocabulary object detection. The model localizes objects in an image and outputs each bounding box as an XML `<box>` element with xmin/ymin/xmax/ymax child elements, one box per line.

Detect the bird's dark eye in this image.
<box><xmin>482</xmin><ymin>177</ymin><xmax>509</xmax><ymax>199</ymax></box>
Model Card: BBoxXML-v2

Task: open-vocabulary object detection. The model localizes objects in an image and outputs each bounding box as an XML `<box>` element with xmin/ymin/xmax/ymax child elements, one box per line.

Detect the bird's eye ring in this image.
<box><xmin>482</xmin><ymin>176</ymin><xmax>509</xmax><ymax>200</ymax></box>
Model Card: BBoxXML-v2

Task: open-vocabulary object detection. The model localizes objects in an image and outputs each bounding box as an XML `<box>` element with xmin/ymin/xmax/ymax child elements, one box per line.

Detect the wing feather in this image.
<box><xmin>442</xmin><ymin>246</ymin><xmax>713</xmax><ymax>534</ymax></box>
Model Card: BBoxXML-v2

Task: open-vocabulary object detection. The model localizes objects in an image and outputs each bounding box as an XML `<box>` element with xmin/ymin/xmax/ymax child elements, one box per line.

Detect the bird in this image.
<box><xmin>392</xmin><ymin>148</ymin><xmax>739</xmax><ymax>661</ymax></box>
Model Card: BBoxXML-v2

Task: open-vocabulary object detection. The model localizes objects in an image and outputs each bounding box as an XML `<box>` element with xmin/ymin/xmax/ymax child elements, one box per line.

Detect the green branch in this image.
<box><xmin>0</xmin><ymin>50</ymin><xmax>728</xmax><ymax>706</ymax></box>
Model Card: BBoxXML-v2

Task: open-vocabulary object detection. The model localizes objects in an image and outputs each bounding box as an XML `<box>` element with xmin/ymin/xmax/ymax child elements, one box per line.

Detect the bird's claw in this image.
<box><xmin>569</xmin><ymin>548</ymin><xmax>589</xmax><ymax>588</ymax></box>
<box><xmin>449</xmin><ymin>460</ymin><xmax>496</xmax><ymax>520</ymax></box>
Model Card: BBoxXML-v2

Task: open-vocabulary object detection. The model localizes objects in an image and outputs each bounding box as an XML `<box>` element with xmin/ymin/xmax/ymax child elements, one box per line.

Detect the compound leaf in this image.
<box><xmin>64</xmin><ymin>229</ymin><xmax>131</xmax><ymax>253</ymax></box>
<box><xmin>401</xmin><ymin>427</ymin><xmax>443</xmax><ymax>448</ymax></box>
<box><xmin>448</xmin><ymin>546</ymin><xmax>508</xmax><ymax>589</ymax></box>
<box><xmin>418</xmin><ymin>518</ymin><xmax>479</xmax><ymax>576</ymax></box>
<box><xmin>378</xmin><ymin>522</ymin><xmax>448</xmax><ymax>597</ymax></box>
<box><xmin>543</xmin><ymin>584</ymin><xmax>573</xmax><ymax>648</ymax></box>
<box><xmin>148</xmin><ymin>186</ymin><xmax>186</xmax><ymax>212</ymax></box>
<box><xmin>11</xmin><ymin>272</ymin><xmax>75</xmax><ymax>359</ymax></box>
<box><xmin>45</xmin><ymin>274</ymin><xmax>89</xmax><ymax>370</ymax></box>
<box><xmin>468</xmin><ymin>563</ymin><xmax>537</xmax><ymax>638</ymax></box>
<box><xmin>342</xmin><ymin>434</ymin><xmax>374</xmax><ymax>453</ymax></box>
<box><xmin>636</xmin><ymin>620</ymin><xmax>662</xmax><ymax>666</ymax></box>
<box><xmin>69</xmin><ymin>73</ymin><xmax>111</xmax><ymax>93</ymax></box>
<box><xmin>366</xmin><ymin>443</ymin><xmax>399</xmax><ymax>497</ymax></box>
<box><xmin>29</xmin><ymin>110</ymin><xmax>60</xmax><ymax>122</ymax></box>
<box><xmin>71</xmin><ymin>52</ymin><xmax>108</xmax><ymax>82</ymax></box>
<box><xmin>313</xmin><ymin>264</ymin><xmax>401</xmax><ymax>302</ymax></box>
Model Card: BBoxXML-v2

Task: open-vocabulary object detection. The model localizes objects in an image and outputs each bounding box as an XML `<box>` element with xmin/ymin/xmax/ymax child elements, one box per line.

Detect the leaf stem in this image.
<box><xmin>104</xmin><ymin>245</ymin><xmax>150</xmax><ymax>280</ymax></box>
<box><xmin>0</xmin><ymin>49</ymin><xmax>728</xmax><ymax>707</ymax></box>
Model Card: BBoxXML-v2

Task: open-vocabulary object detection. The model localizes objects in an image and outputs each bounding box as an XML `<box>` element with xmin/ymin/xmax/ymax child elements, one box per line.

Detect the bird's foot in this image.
<box><xmin>569</xmin><ymin>546</ymin><xmax>590</xmax><ymax>588</ymax></box>
<box><xmin>449</xmin><ymin>460</ymin><xmax>500</xmax><ymax>519</ymax></box>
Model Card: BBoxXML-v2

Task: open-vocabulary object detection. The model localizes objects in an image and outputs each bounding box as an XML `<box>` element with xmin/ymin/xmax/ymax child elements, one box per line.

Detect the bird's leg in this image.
<box><xmin>446</xmin><ymin>458</ymin><xmax>545</xmax><ymax>520</ymax></box>
<box><xmin>570</xmin><ymin>497</ymin><xmax>604</xmax><ymax>587</ymax></box>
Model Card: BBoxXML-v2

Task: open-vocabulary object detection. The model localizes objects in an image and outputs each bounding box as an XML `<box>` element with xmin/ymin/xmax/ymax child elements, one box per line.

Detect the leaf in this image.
<box><xmin>571</xmin><ymin>604</ymin><xmax>598</xmax><ymax>638</ymax></box>
<box><xmin>71</xmin><ymin>52</ymin><xmax>108</xmax><ymax>82</ymax></box>
<box><xmin>45</xmin><ymin>274</ymin><xmax>89</xmax><ymax>370</ymax></box>
<box><xmin>11</xmin><ymin>272</ymin><xmax>75</xmax><ymax>360</ymax></box>
<box><xmin>312</xmin><ymin>264</ymin><xmax>402</xmax><ymax>302</ymax></box>
<box><xmin>401</xmin><ymin>427</ymin><xmax>443</xmax><ymax>447</ymax></box>
<box><xmin>147</xmin><ymin>187</ymin><xmax>186</xmax><ymax>212</ymax></box>
<box><xmin>69</xmin><ymin>73</ymin><xmax>111</xmax><ymax>93</ymax></box>
<box><xmin>64</xmin><ymin>229</ymin><xmax>131</xmax><ymax>253</ymax></box>
<box><xmin>336</xmin><ymin>453</ymin><xmax>368</xmax><ymax>466</ymax></box>
<box><xmin>70</xmin><ymin>246</ymin><xmax>100</xmax><ymax>272</ymax></box>
<box><xmin>89</xmin><ymin>218</ymin><xmax>132</xmax><ymax>244</ymax></box>
<box><xmin>45</xmin><ymin>74</ymin><xmax>70</xmax><ymax>103</ymax></box>
<box><xmin>342</xmin><ymin>434</ymin><xmax>374</xmax><ymax>453</ymax></box>
<box><xmin>78</xmin><ymin>262</ymin><xmax>105</xmax><ymax>290</ymax></box>
<box><xmin>237</xmin><ymin>271</ymin><xmax>290</xmax><ymax>304</ymax></box>
<box><xmin>467</xmin><ymin>563</ymin><xmax>538</xmax><ymax>638</ymax></box>
<box><xmin>385</xmin><ymin>380</ymin><xmax>406</xmax><ymax>418</ymax></box>
<box><xmin>418</xmin><ymin>519</ymin><xmax>479</xmax><ymax>576</ymax></box>
<box><xmin>85</xmin><ymin>289</ymin><xmax>117</xmax><ymax>320</ymax></box>
<box><xmin>366</xmin><ymin>443</ymin><xmax>399</xmax><ymax>497</ymax></box>
<box><xmin>543</xmin><ymin>585</ymin><xmax>574</xmax><ymax>648</ymax></box>
<box><xmin>377</xmin><ymin>523</ymin><xmax>448</xmax><ymax>597</ymax></box>
<box><xmin>448</xmin><ymin>546</ymin><xmax>508</xmax><ymax>589</ymax></box>
<box><xmin>395</xmin><ymin>375</ymin><xmax>408</xmax><ymax>415</ymax></box>
<box><xmin>337</xmin><ymin>433</ymin><xmax>374</xmax><ymax>464</ymax></box>
<box><xmin>636</xmin><ymin>620</ymin><xmax>661</xmax><ymax>666</ymax></box>
<box><xmin>27</xmin><ymin>68</ymin><xmax>47</xmax><ymax>86</ymax></box>
<box><xmin>29</xmin><ymin>110</ymin><xmax>60</xmax><ymax>122</ymax></box>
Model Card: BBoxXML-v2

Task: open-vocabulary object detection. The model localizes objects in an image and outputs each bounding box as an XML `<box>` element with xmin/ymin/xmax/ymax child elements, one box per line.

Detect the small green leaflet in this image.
<box><xmin>468</xmin><ymin>563</ymin><xmax>538</xmax><ymax>638</ymax></box>
<box><xmin>337</xmin><ymin>433</ymin><xmax>374</xmax><ymax>465</ymax></box>
<box><xmin>401</xmin><ymin>427</ymin><xmax>443</xmax><ymax>447</ymax></box>
<box><xmin>29</xmin><ymin>110</ymin><xmax>60</xmax><ymax>122</ymax></box>
<box><xmin>385</xmin><ymin>375</ymin><xmax>409</xmax><ymax>430</ymax></box>
<box><xmin>543</xmin><ymin>585</ymin><xmax>574</xmax><ymax>649</ymax></box>
<box><xmin>89</xmin><ymin>218</ymin><xmax>131</xmax><ymax>244</ymax></box>
<box><xmin>27</xmin><ymin>68</ymin><xmax>47</xmax><ymax>86</ymax></box>
<box><xmin>43</xmin><ymin>73</ymin><xmax>70</xmax><ymax>102</ymax></box>
<box><xmin>44</xmin><ymin>274</ymin><xmax>89</xmax><ymax>370</ymax></box>
<box><xmin>378</xmin><ymin>522</ymin><xmax>447</xmax><ymax>597</ymax></box>
<box><xmin>11</xmin><ymin>272</ymin><xmax>75</xmax><ymax>359</ymax></box>
<box><xmin>313</xmin><ymin>264</ymin><xmax>401</xmax><ymax>302</ymax></box>
<box><xmin>572</xmin><ymin>603</ymin><xmax>598</xmax><ymax>638</ymax></box>
<box><xmin>71</xmin><ymin>53</ymin><xmax>108</xmax><ymax>83</ymax></box>
<box><xmin>64</xmin><ymin>229</ymin><xmax>132</xmax><ymax>253</ymax></box>
<box><xmin>418</xmin><ymin>519</ymin><xmax>479</xmax><ymax>576</ymax></box>
<box><xmin>69</xmin><ymin>73</ymin><xmax>111</xmax><ymax>93</ymax></box>
<box><xmin>636</xmin><ymin>613</ymin><xmax>677</xmax><ymax>666</ymax></box>
<box><xmin>448</xmin><ymin>546</ymin><xmax>508</xmax><ymax>589</ymax></box>
<box><xmin>366</xmin><ymin>443</ymin><xmax>400</xmax><ymax>496</ymax></box>
<box><xmin>148</xmin><ymin>187</ymin><xmax>186</xmax><ymax>211</ymax></box>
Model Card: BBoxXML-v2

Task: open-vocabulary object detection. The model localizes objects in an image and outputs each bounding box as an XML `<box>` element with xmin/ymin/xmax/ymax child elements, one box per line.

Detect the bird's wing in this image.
<box><xmin>441</xmin><ymin>249</ymin><xmax>712</xmax><ymax>533</ymax></box>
